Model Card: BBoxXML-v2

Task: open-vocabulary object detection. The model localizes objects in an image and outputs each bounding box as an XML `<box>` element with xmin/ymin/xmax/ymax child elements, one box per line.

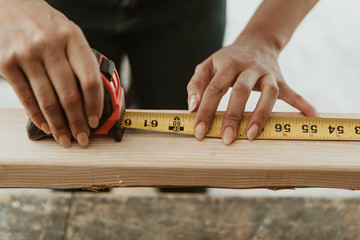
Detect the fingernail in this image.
<box><xmin>188</xmin><ymin>95</ymin><xmax>198</xmax><ymax>112</ymax></box>
<box><xmin>195</xmin><ymin>122</ymin><xmax>206</xmax><ymax>140</ymax></box>
<box><xmin>88</xmin><ymin>115</ymin><xmax>99</xmax><ymax>128</ymax></box>
<box><xmin>41</xmin><ymin>123</ymin><xmax>51</xmax><ymax>134</ymax></box>
<box><xmin>222</xmin><ymin>126</ymin><xmax>234</xmax><ymax>145</ymax></box>
<box><xmin>59</xmin><ymin>135</ymin><xmax>71</xmax><ymax>148</ymax></box>
<box><xmin>77</xmin><ymin>132</ymin><xmax>89</xmax><ymax>147</ymax></box>
<box><xmin>247</xmin><ymin>124</ymin><xmax>259</xmax><ymax>140</ymax></box>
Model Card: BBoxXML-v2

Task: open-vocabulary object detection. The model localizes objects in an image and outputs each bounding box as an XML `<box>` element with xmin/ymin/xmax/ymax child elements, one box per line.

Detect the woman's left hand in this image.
<box><xmin>187</xmin><ymin>34</ymin><xmax>318</xmax><ymax>145</ymax></box>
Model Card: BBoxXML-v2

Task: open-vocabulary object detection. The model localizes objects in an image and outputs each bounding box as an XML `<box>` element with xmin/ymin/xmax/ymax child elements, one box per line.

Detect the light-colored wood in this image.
<box><xmin>1</xmin><ymin>109</ymin><xmax>360</xmax><ymax>190</ymax></box>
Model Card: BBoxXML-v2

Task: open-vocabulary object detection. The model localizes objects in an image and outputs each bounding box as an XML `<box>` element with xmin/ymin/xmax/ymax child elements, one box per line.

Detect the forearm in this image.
<box><xmin>237</xmin><ymin>0</ymin><xmax>318</xmax><ymax>52</ymax></box>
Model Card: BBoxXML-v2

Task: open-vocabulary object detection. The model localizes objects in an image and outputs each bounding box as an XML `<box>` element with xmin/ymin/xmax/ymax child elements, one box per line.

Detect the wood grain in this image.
<box><xmin>1</xmin><ymin>109</ymin><xmax>360</xmax><ymax>190</ymax></box>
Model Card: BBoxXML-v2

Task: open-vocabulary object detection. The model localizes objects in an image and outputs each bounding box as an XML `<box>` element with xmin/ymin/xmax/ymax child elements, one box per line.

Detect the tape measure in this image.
<box><xmin>121</xmin><ymin>111</ymin><xmax>360</xmax><ymax>141</ymax></box>
<box><xmin>24</xmin><ymin>49</ymin><xmax>360</xmax><ymax>143</ymax></box>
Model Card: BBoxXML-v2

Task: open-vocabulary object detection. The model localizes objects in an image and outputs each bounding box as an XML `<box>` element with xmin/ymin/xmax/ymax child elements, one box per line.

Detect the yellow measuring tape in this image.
<box><xmin>121</xmin><ymin>111</ymin><xmax>360</xmax><ymax>141</ymax></box>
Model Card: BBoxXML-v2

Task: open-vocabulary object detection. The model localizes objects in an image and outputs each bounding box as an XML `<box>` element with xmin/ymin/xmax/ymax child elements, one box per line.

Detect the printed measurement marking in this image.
<box><xmin>121</xmin><ymin>112</ymin><xmax>360</xmax><ymax>141</ymax></box>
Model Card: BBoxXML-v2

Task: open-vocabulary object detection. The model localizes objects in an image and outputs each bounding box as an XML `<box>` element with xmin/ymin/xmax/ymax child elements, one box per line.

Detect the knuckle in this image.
<box><xmin>0</xmin><ymin>52</ymin><xmax>16</xmax><ymax>72</ymax></box>
<box><xmin>50</xmin><ymin>123</ymin><xmax>68</xmax><ymax>133</ymax></box>
<box><xmin>69</xmin><ymin>119</ymin><xmax>87</xmax><ymax>132</ymax></box>
<box><xmin>197</xmin><ymin>107</ymin><xmax>213</xmax><ymax>122</ymax></box>
<box><xmin>225</xmin><ymin>112</ymin><xmax>242</xmax><ymax>124</ymax></box>
<box><xmin>33</xmin><ymin>31</ymin><xmax>54</xmax><ymax>49</ymax></box>
<box><xmin>28</xmin><ymin>111</ymin><xmax>44</xmax><ymax>123</ymax></box>
<box><xmin>232</xmin><ymin>82</ymin><xmax>251</xmax><ymax>97</ymax></box>
<box><xmin>187</xmin><ymin>79</ymin><xmax>203</xmax><ymax>93</ymax></box>
<box><xmin>307</xmin><ymin>105</ymin><xmax>317</xmax><ymax>114</ymax></box>
<box><xmin>21</xmin><ymin>49</ymin><xmax>36</xmax><ymax>61</ymax></box>
<box><xmin>265</xmin><ymin>83</ymin><xmax>279</xmax><ymax>96</ymax></box>
<box><xmin>40</xmin><ymin>98</ymin><xmax>59</xmax><ymax>114</ymax></box>
<box><xmin>50</xmin><ymin>53</ymin><xmax>63</xmax><ymax>65</ymax></box>
<box><xmin>226</xmin><ymin>56</ymin><xmax>239</xmax><ymax>68</ymax></box>
<box><xmin>69</xmin><ymin>21</ymin><xmax>83</xmax><ymax>35</ymax></box>
<box><xmin>254</xmin><ymin>108</ymin><xmax>269</xmax><ymax>123</ymax></box>
<box><xmin>60</xmin><ymin>91</ymin><xmax>81</xmax><ymax>108</ymax></box>
<box><xmin>186</xmin><ymin>81</ymin><xmax>194</xmax><ymax>92</ymax></box>
<box><xmin>19</xmin><ymin>44</ymin><xmax>41</xmax><ymax>61</ymax></box>
<box><xmin>206</xmin><ymin>81</ymin><xmax>227</xmax><ymax>96</ymax></box>
<box><xmin>82</xmin><ymin>73</ymin><xmax>101</xmax><ymax>91</ymax></box>
<box><xmin>194</xmin><ymin>63</ymin><xmax>206</xmax><ymax>74</ymax></box>
<box><xmin>277</xmin><ymin>80</ymin><xmax>286</xmax><ymax>89</ymax></box>
<box><xmin>188</xmin><ymin>74</ymin><xmax>210</xmax><ymax>93</ymax></box>
<box><xmin>239</xmin><ymin>70</ymin><xmax>251</xmax><ymax>80</ymax></box>
<box><xmin>19</xmin><ymin>89</ymin><xmax>36</xmax><ymax>106</ymax></box>
<box><xmin>294</xmin><ymin>93</ymin><xmax>305</xmax><ymax>103</ymax></box>
<box><xmin>60</xmin><ymin>21</ymin><xmax>82</xmax><ymax>39</ymax></box>
<box><xmin>247</xmin><ymin>60</ymin><xmax>261</xmax><ymax>69</ymax></box>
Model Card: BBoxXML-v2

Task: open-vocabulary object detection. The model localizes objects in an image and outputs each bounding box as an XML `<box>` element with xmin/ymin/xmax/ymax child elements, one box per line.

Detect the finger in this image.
<box><xmin>22</xmin><ymin>61</ymin><xmax>71</xmax><ymax>148</ymax></box>
<box><xmin>278</xmin><ymin>83</ymin><xmax>318</xmax><ymax>117</ymax></box>
<box><xmin>245</xmin><ymin>76</ymin><xmax>279</xmax><ymax>140</ymax></box>
<box><xmin>3</xmin><ymin>65</ymin><xmax>50</xmax><ymax>134</ymax></box>
<box><xmin>221</xmin><ymin>70</ymin><xmax>260</xmax><ymax>145</ymax></box>
<box><xmin>66</xmin><ymin>25</ymin><xmax>103</xmax><ymax>128</ymax></box>
<box><xmin>194</xmin><ymin>68</ymin><xmax>238</xmax><ymax>141</ymax></box>
<box><xmin>187</xmin><ymin>58</ymin><xmax>213</xmax><ymax>112</ymax></box>
<box><xmin>44</xmin><ymin>50</ymin><xmax>90</xmax><ymax>147</ymax></box>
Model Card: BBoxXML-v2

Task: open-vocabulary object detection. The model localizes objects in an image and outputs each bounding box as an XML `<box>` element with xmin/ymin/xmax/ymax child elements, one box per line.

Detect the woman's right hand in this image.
<box><xmin>0</xmin><ymin>0</ymin><xmax>104</xmax><ymax>147</ymax></box>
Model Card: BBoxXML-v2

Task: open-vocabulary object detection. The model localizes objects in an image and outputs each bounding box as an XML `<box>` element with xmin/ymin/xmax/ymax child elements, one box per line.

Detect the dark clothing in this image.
<box><xmin>47</xmin><ymin>0</ymin><xmax>226</xmax><ymax>193</ymax></box>
<box><xmin>47</xmin><ymin>0</ymin><xmax>226</xmax><ymax>109</ymax></box>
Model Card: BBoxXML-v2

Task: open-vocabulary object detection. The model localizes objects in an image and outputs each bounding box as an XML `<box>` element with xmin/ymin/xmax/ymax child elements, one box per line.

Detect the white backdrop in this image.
<box><xmin>220</xmin><ymin>0</ymin><xmax>360</xmax><ymax>114</ymax></box>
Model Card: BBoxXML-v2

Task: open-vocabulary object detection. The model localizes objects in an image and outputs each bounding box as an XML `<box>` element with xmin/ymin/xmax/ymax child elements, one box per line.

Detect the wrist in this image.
<box><xmin>235</xmin><ymin>28</ymin><xmax>285</xmax><ymax>55</ymax></box>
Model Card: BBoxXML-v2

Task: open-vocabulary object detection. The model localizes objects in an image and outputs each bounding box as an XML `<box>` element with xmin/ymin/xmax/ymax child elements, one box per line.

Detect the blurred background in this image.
<box><xmin>0</xmin><ymin>0</ymin><xmax>360</xmax><ymax>197</ymax></box>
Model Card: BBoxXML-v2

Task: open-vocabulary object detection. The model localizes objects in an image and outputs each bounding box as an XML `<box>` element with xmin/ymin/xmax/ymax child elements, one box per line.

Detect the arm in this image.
<box><xmin>0</xmin><ymin>0</ymin><xmax>103</xmax><ymax>147</ymax></box>
<box><xmin>187</xmin><ymin>0</ymin><xmax>319</xmax><ymax>145</ymax></box>
<box><xmin>240</xmin><ymin>0</ymin><xmax>319</xmax><ymax>52</ymax></box>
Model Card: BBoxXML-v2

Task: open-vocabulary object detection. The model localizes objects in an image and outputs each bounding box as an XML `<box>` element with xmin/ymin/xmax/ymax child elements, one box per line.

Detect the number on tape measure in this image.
<box><xmin>121</xmin><ymin>111</ymin><xmax>360</xmax><ymax>141</ymax></box>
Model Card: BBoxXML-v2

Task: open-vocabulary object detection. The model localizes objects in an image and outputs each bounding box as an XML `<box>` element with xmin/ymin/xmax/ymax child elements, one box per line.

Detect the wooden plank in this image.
<box><xmin>1</xmin><ymin>109</ymin><xmax>360</xmax><ymax>190</ymax></box>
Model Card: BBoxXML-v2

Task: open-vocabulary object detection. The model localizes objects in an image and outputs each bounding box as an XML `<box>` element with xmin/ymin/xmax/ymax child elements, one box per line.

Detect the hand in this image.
<box><xmin>187</xmin><ymin>33</ymin><xmax>318</xmax><ymax>145</ymax></box>
<box><xmin>0</xmin><ymin>0</ymin><xmax>103</xmax><ymax>147</ymax></box>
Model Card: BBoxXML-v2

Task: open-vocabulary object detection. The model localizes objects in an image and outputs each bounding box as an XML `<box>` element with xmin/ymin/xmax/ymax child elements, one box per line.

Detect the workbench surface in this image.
<box><xmin>1</xmin><ymin>192</ymin><xmax>360</xmax><ymax>240</ymax></box>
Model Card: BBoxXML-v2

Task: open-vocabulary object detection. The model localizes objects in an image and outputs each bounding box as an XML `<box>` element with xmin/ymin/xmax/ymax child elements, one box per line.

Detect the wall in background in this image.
<box><xmin>221</xmin><ymin>0</ymin><xmax>360</xmax><ymax>114</ymax></box>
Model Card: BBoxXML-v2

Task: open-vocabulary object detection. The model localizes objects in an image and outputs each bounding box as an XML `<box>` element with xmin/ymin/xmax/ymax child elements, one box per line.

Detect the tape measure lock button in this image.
<box><xmin>100</xmin><ymin>58</ymin><xmax>116</xmax><ymax>81</ymax></box>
